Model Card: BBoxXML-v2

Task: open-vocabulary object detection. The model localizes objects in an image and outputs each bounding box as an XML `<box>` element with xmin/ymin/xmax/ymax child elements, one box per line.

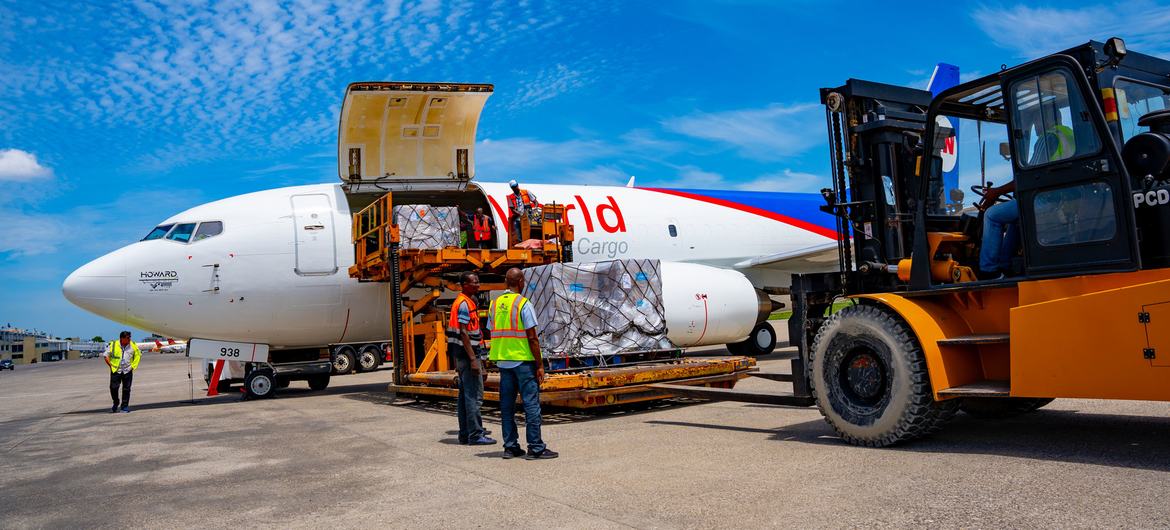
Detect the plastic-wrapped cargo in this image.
<box><xmin>522</xmin><ymin>259</ymin><xmax>673</xmax><ymax>360</ymax></box>
<box><xmin>394</xmin><ymin>205</ymin><xmax>460</xmax><ymax>249</ymax></box>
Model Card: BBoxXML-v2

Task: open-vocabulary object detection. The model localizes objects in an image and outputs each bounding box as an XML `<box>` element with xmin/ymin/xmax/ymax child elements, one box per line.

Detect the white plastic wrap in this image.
<box><xmin>394</xmin><ymin>205</ymin><xmax>460</xmax><ymax>249</ymax></box>
<box><xmin>521</xmin><ymin>259</ymin><xmax>673</xmax><ymax>359</ymax></box>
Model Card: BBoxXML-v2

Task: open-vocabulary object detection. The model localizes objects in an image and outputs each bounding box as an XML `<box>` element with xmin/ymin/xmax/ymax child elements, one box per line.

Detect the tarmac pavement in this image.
<box><xmin>2</xmin><ymin>325</ymin><xmax>1170</xmax><ymax>529</ymax></box>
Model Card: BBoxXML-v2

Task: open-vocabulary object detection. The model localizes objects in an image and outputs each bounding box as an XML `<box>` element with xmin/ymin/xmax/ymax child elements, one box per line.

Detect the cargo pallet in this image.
<box><xmin>350</xmin><ymin>192</ymin><xmax>757</xmax><ymax>409</ymax></box>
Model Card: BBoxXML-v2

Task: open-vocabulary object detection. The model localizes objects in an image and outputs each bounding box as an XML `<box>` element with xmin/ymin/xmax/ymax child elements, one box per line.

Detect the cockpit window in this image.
<box><xmin>193</xmin><ymin>221</ymin><xmax>223</xmax><ymax>242</ymax></box>
<box><xmin>142</xmin><ymin>224</ymin><xmax>174</xmax><ymax>241</ymax></box>
<box><xmin>165</xmin><ymin>223</ymin><xmax>197</xmax><ymax>243</ymax></box>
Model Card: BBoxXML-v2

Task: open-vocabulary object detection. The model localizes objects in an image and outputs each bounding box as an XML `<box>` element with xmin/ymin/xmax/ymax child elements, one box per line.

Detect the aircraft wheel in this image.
<box><xmin>356</xmin><ymin>345</ymin><xmax>381</xmax><ymax>372</ymax></box>
<box><xmin>275</xmin><ymin>377</ymin><xmax>290</xmax><ymax>389</ymax></box>
<box><xmin>809</xmin><ymin>304</ymin><xmax>958</xmax><ymax>447</ymax></box>
<box><xmin>307</xmin><ymin>374</ymin><xmax>330</xmax><ymax>391</ymax></box>
<box><xmin>332</xmin><ymin>345</ymin><xmax>355</xmax><ymax>375</ymax></box>
<box><xmin>960</xmin><ymin>397</ymin><xmax>1054</xmax><ymax>419</ymax></box>
<box><xmin>245</xmin><ymin>368</ymin><xmax>277</xmax><ymax>399</ymax></box>
<box><xmin>727</xmin><ymin>322</ymin><xmax>776</xmax><ymax>356</ymax></box>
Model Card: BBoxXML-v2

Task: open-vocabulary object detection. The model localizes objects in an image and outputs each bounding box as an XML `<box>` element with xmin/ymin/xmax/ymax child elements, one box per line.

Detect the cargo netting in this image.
<box><xmin>522</xmin><ymin>259</ymin><xmax>673</xmax><ymax>363</ymax></box>
<box><xmin>393</xmin><ymin>205</ymin><xmax>460</xmax><ymax>249</ymax></box>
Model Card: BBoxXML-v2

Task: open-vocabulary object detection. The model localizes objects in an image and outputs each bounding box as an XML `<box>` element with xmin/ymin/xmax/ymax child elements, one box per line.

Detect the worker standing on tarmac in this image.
<box><xmin>103</xmin><ymin>331</ymin><xmax>141</xmax><ymax>413</ymax></box>
<box><xmin>488</xmin><ymin>268</ymin><xmax>558</xmax><ymax>460</ymax></box>
<box><xmin>471</xmin><ymin>207</ymin><xmax>494</xmax><ymax>249</ymax></box>
<box><xmin>447</xmin><ymin>272</ymin><xmax>496</xmax><ymax>446</ymax></box>
<box><xmin>506</xmin><ymin>179</ymin><xmax>538</xmax><ymax>245</ymax></box>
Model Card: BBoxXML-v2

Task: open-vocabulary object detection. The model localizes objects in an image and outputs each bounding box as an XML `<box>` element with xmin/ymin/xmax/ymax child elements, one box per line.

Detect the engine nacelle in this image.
<box><xmin>661</xmin><ymin>262</ymin><xmax>774</xmax><ymax>347</ymax></box>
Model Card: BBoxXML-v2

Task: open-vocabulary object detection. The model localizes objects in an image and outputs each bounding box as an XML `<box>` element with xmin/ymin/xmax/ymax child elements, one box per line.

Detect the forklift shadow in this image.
<box><xmin>648</xmin><ymin>408</ymin><xmax>1170</xmax><ymax>472</ymax></box>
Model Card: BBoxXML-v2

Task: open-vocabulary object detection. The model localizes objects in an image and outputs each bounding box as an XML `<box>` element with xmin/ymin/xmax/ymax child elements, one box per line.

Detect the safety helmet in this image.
<box><xmin>508</xmin><ymin>179</ymin><xmax>518</xmax><ymax>188</ymax></box>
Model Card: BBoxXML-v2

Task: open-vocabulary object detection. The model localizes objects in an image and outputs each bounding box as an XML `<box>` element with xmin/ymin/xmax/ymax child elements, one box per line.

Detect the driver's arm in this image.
<box><xmin>979</xmin><ymin>181</ymin><xmax>1016</xmax><ymax>210</ymax></box>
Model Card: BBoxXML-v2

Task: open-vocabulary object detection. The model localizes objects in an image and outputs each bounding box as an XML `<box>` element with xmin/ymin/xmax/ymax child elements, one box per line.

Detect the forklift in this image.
<box><xmin>660</xmin><ymin>38</ymin><xmax>1170</xmax><ymax>446</ymax></box>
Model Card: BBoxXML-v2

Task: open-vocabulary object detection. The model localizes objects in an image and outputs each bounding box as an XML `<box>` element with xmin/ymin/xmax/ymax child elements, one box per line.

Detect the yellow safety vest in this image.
<box><xmin>488</xmin><ymin>292</ymin><xmax>533</xmax><ymax>362</ymax></box>
<box><xmin>1047</xmin><ymin>124</ymin><xmax>1076</xmax><ymax>161</ymax></box>
<box><xmin>108</xmin><ymin>341</ymin><xmax>142</xmax><ymax>373</ymax></box>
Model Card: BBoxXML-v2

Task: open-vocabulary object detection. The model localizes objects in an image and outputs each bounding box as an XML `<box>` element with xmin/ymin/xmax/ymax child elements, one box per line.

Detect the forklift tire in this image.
<box><xmin>356</xmin><ymin>345</ymin><xmax>381</xmax><ymax>372</ymax></box>
<box><xmin>332</xmin><ymin>346</ymin><xmax>356</xmax><ymax>375</ymax></box>
<box><xmin>244</xmin><ymin>369</ymin><xmax>277</xmax><ymax>399</ymax></box>
<box><xmin>960</xmin><ymin>397</ymin><xmax>1054</xmax><ymax>419</ymax></box>
<box><xmin>729</xmin><ymin>322</ymin><xmax>777</xmax><ymax>356</ymax></box>
<box><xmin>307</xmin><ymin>374</ymin><xmax>330</xmax><ymax>391</ymax></box>
<box><xmin>809</xmin><ymin>304</ymin><xmax>958</xmax><ymax>447</ymax></box>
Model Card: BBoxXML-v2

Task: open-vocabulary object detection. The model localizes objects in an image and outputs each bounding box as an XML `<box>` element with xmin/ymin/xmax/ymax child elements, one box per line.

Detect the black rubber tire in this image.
<box><xmin>960</xmin><ymin>397</ymin><xmax>1054</xmax><ymax>419</ymax></box>
<box><xmin>307</xmin><ymin>374</ymin><xmax>330</xmax><ymax>391</ymax></box>
<box><xmin>356</xmin><ymin>344</ymin><xmax>381</xmax><ymax>372</ymax></box>
<box><xmin>726</xmin><ymin>323</ymin><xmax>776</xmax><ymax>356</ymax></box>
<box><xmin>332</xmin><ymin>345</ymin><xmax>356</xmax><ymax>375</ymax></box>
<box><xmin>809</xmin><ymin>304</ymin><xmax>958</xmax><ymax>447</ymax></box>
<box><xmin>275</xmin><ymin>378</ymin><xmax>290</xmax><ymax>389</ymax></box>
<box><xmin>244</xmin><ymin>369</ymin><xmax>277</xmax><ymax>399</ymax></box>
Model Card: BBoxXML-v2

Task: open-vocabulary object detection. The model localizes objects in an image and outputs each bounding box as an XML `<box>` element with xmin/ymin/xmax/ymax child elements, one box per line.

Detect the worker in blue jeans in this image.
<box><xmin>978</xmin><ymin>181</ymin><xmax>1018</xmax><ymax>280</ymax></box>
<box><xmin>487</xmin><ymin>268</ymin><xmax>558</xmax><ymax>460</ymax></box>
<box><xmin>447</xmin><ymin>272</ymin><xmax>495</xmax><ymax>445</ymax></box>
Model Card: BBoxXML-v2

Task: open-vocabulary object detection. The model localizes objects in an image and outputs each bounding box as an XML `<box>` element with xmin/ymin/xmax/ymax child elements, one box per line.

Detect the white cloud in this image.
<box><xmin>661</xmin><ymin>103</ymin><xmax>823</xmax><ymax>161</ymax></box>
<box><xmin>507</xmin><ymin>64</ymin><xmax>590</xmax><ymax>110</ymax></box>
<box><xmin>0</xmin><ymin>149</ymin><xmax>52</xmax><ymax>181</ymax></box>
<box><xmin>733</xmin><ymin>169</ymin><xmax>826</xmax><ymax>193</ymax></box>
<box><xmin>972</xmin><ymin>3</ymin><xmax>1170</xmax><ymax>58</ymax></box>
<box><xmin>476</xmin><ymin>137</ymin><xmax>616</xmax><ymax>179</ymax></box>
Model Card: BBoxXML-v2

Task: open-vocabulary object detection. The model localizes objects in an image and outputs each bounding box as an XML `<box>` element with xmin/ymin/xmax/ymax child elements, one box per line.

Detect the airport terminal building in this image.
<box><xmin>0</xmin><ymin>327</ymin><xmax>87</xmax><ymax>365</ymax></box>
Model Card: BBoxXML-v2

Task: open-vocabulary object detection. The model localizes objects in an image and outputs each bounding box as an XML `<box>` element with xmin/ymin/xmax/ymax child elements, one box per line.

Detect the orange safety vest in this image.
<box><xmin>445</xmin><ymin>294</ymin><xmax>482</xmax><ymax>347</ymax></box>
<box><xmin>472</xmin><ymin>215</ymin><xmax>492</xmax><ymax>241</ymax></box>
<box><xmin>507</xmin><ymin>190</ymin><xmax>534</xmax><ymax>217</ymax></box>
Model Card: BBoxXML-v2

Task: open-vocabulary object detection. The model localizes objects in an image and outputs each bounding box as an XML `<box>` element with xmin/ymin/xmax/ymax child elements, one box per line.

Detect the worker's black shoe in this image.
<box><xmin>976</xmin><ymin>268</ymin><xmax>1005</xmax><ymax>281</ymax></box>
<box><xmin>524</xmin><ymin>448</ymin><xmax>559</xmax><ymax>460</ymax></box>
<box><xmin>502</xmin><ymin>446</ymin><xmax>526</xmax><ymax>459</ymax></box>
<box><xmin>110</xmin><ymin>404</ymin><xmax>119</xmax><ymax>414</ymax></box>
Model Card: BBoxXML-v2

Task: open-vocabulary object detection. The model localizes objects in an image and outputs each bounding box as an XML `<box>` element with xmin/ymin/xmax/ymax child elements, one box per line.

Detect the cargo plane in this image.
<box><xmin>62</xmin><ymin>72</ymin><xmax>957</xmax><ymax>362</ymax></box>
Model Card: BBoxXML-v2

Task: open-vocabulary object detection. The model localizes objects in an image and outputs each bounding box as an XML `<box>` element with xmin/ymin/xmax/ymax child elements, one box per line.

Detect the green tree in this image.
<box><xmin>91</xmin><ymin>335</ymin><xmax>104</xmax><ymax>343</ymax></box>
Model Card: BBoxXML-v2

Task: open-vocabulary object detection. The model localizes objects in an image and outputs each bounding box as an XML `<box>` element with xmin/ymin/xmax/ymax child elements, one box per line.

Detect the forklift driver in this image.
<box><xmin>977</xmin><ymin>103</ymin><xmax>1076</xmax><ymax>280</ymax></box>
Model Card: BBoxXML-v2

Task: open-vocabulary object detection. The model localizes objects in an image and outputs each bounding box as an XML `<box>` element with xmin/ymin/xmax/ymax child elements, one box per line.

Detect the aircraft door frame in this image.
<box><xmin>291</xmin><ymin>193</ymin><xmax>339</xmax><ymax>276</ymax></box>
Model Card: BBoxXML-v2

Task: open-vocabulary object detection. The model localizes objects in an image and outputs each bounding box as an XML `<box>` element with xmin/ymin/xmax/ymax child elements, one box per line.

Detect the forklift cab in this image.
<box><xmin>911</xmin><ymin>38</ymin><xmax>1170</xmax><ymax>289</ymax></box>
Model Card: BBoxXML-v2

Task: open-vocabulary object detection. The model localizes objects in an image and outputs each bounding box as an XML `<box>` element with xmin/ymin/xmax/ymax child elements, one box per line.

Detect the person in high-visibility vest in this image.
<box><xmin>487</xmin><ymin>268</ymin><xmax>558</xmax><ymax>460</ymax></box>
<box><xmin>977</xmin><ymin>122</ymin><xmax>1077</xmax><ymax>280</ymax></box>
<box><xmin>103</xmin><ymin>331</ymin><xmax>141</xmax><ymax>413</ymax></box>
<box><xmin>470</xmin><ymin>207</ymin><xmax>494</xmax><ymax>249</ymax></box>
<box><xmin>505</xmin><ymin>179</ymin><xmax>539</xmax><ymax>246</ymax></box>
<box><xmin>446</xmin><ymin>272</ymin><xmax>495</xmax><ymax>446</ymax></box>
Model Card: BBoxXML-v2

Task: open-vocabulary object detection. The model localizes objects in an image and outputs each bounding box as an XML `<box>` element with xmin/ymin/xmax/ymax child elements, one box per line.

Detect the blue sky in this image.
<box><xmin>2</xmin><ymin>0</ymin><xmax>1168</xmax><ymax>340</ymax></box>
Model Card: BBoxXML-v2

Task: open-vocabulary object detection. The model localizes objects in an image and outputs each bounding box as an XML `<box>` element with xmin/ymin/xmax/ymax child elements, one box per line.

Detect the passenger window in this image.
<box><xmin>668</xmin><ymin>224</ymin><xmax>678</xmax><ymax>237</ymax></box>
<box><xmin>1033</xmin><ymin>182</ymin><xmax>1116</xmax><ymax>246</ymax></box>
<box><xmin>1011</xmin><ymin>69</ymin><xmax>1100</xmax><ymax>167</ymax></box>
<box><xmin>192</xmin><ymin>221</ymin><xmax>223</xmax><ymax>242</ymax></box>
<box><xmin>142</xmin><ymin>224</ymin><xmax>174</xmax><ymax>241</ymax></box>
<box><xmin>165</xmin><ymin>223</ymin><xmax>196</xmax><ymax>243</ymax></box>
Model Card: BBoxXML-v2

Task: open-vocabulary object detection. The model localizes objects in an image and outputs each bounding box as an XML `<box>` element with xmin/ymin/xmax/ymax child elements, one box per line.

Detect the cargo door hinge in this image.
<box><xmin>1144</xmin><ymin>348</ymin><xmax>1156</xmax><ymax>360</ymax></box>
<box><xmin>1139</xmin><ymin>311</ymin><xmax>1151</xmax><ymax>323</ymax></box>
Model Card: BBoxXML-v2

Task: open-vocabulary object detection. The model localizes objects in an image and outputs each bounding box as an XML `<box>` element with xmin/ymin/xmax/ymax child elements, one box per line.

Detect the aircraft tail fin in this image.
<box><xmin>927</xmin><ymin>63</ymin><xmax>960</xmax><ymax>94</ymax></box>
<box><xmin>626</xmin><ymin>175</ymin><xmax>635</xmax><ymax>188</ymax></box>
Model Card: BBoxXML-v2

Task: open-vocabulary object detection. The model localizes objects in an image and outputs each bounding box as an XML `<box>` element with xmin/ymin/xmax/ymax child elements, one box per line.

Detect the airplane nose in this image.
<box><xmin>63</xmin><ymin>253</ymin><xmax>127</xmax><ymax>322</ymax></box>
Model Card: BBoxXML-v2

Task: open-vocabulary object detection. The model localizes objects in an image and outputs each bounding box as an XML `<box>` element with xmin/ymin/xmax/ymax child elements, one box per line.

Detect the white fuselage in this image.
<box><xmin>63</xmin><ymin>182</ymin><xmax>833</xmax><ymax>349</ymax></box>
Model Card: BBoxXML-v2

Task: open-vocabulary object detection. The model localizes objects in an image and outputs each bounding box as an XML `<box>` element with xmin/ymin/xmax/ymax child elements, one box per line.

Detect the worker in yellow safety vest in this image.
<box><xmin>103</xmin><ymin>331</ymin><xmax>142</xmax><ymax>413</ymax></box>
<box><xmin>446</xmin><ymin>272</ymin><xmax>495</xmax><ymax>445</ymax></box>
<box><xmin>487</xmin><ymin>268</ymin><xmax>558</xmax><ymax>460</ymax></box>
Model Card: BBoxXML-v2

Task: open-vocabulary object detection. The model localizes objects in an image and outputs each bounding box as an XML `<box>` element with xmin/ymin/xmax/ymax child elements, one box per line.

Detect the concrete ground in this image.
<box><xmin>3</xmin><ymin>326</ymin><xmax>1170</xmax><ymax>529</ymax></box>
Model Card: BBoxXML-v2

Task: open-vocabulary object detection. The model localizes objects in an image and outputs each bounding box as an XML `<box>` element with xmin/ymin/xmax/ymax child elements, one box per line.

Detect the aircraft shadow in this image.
<box><xmin>646</xmin><ymin>407</ymin><xmax>1170</xmax><ymax>472</ymax></box>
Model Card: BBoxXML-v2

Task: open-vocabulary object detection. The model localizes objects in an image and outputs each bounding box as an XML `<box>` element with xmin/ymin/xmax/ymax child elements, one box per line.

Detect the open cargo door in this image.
<box><xmin>338</xmin><ymin>82</ymin><xmax>492</xmax><ymax>192</ymax></box>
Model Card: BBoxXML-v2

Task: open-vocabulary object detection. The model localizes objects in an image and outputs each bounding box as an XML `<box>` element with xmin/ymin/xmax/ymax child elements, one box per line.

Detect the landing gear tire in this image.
<box><xmin>356</xmin><ymin>345</ymin><xmax>381</xmax><ymax>372</ymax></box>
<box><xmin>244</xmin><ymin>368</ymin><xmax>277</xmax><ymax>399</ymax></box>
<box><xmin>332</xmin><ymin>346</ymin><xmax>355</xmax><ymax>375</ymax></box>
<box><xmin>727</xmin><ymin>322</ymin><xmax>777</xmax><ymax>356</ymax></box>
<box><xmin>275</xmin><ymin>378</ymin><xmax>290</xmax><ymax>389</ymax></box>
<box><xmin>307</xmin><ymin>374</ymin><xmax>330</xmax><ymax>391</ymax></box>
<box><xmin>809</xmin><ymin>304</ymin><xmax>958</xmax><ymax>447</ymax></box>
<box><xmin>960</xmin><ymin>397</ymin><xmax>1054</xmax><ymax>419</ymax></box>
